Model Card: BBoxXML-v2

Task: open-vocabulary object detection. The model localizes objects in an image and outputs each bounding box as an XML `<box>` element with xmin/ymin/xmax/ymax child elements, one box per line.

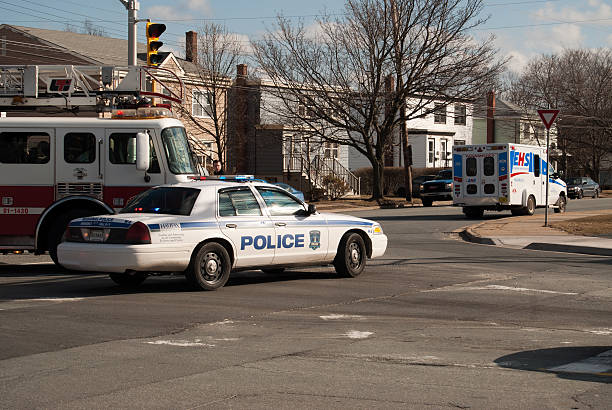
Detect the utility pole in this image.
<box><xmin>118</xmin><ymin>0</ymin><xmax>139</xmax><ymax>66</ymax></box>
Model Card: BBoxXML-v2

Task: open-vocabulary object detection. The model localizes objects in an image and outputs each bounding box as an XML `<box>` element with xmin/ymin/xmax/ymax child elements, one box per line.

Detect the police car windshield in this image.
<box><xmin>120</xmin><ymin>187</ymin><xmax>199</xmax><ymax>216</ymax></box>
<box><xmin>161</xmin><ymin>127</ymin><xmax>197</xmax><ymax>174</ymax></box>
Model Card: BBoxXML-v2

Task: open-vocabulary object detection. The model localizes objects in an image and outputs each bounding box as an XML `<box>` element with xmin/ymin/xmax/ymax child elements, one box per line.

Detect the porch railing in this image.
<box><xmin>283</xmin><ymin>153</ymin><xmax>360</xmax><ymax>196</ymax></box>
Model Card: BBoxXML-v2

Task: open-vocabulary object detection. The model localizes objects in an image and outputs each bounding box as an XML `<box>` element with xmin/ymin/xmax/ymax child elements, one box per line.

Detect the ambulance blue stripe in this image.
<box><xmin>549</xmin><ymin>179</ymin><xmax>566</xmax><ymax>188</ymax></box>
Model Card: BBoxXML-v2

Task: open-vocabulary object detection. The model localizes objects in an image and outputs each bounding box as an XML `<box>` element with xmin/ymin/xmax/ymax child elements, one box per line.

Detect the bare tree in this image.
<box><xmin>178</xmin><ymin>23</ymin><xmax>244</xmax><ymax>166</ymax></box>
<box><xmin>252</xmin><ymin>0</ymin><xmax>504</xmax><ymax>200</ymax></box>
<box><xmin>64</xmin><ymin>20</ymin><xmax>107</xmax><ymax>37</ymax></box>
<box><xmin>508</xmin><ymin>49</ymin><xmax>612</xmax><ymax>181</ymax></box>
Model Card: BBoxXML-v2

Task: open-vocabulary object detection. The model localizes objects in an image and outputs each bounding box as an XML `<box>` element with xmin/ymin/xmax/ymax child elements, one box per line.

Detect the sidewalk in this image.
<box><xmin>460</xmin><ymin>209</ymin><xmax>612</xmax><ymax>256</ymax></box>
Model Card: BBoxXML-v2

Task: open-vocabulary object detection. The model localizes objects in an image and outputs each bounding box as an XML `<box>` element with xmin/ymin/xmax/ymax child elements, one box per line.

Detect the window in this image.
<box><xmin>466</xmin><ymin>157</ymin><xmax>477</xmax><ymax>176</ymax></box>
<box><xmin>161</xmin><ymin>86</ymin><xmax>173</xmax><ymax>105</ymax></box>
<box><xmin>64</xmin><ymin>132</ymin><xmax>96</xmax><ymax>164</ymax></box>
<box><xmin>256</xmin><ymin>187</ymin><xmax>305</xmax><ymax>216</ymax></box>
<box><xmin>298</xmin><ymin>97</ymin><xmax>315</xmax><ymax>118</ymax></box>
<box><xmin>484</xmin><ymin>157</ymin><xmax>494</xmax><ymax>176</ymax></box>
<box><xmin>192</xmin><ymin>90</ymin><xmax>211</xmax><ymax>118</ymax></box>
<box><xmin>0</xmin><ymin>132</ymin><xmax>50</xmax><ymax>164</ymax></box>
<box><xmin>218</xmin><ymin>188</ymin><xmax>262</xmax><ymax>216</ymax></box>
<box><xmin>454</xmin><ymin>140</ymin><xmax>465</xmax><ymax>146</ymax></box>
<box><xmin>428</xmin><ymin>139</ymin><xmax>435</xmax><ymax>164</ymax></box>
<box><xmin>120</xmin><ymin>187</ymin><xmax>199</xmax><ymax>216</ymax></box>
<box><xmin>161</xmin><ymin>127</ymin><xmax>196</xmax><ymax>174</ymax></box>
<box><xmin>454</xmin><ymin>104</ymin><xmax>466</xmax><ymax>125</ymax></box>
<box><xmin>434</xmin><ymin>104</ymin><xmax>446</xmax><ymax>124</ymax></box>
<box><xmin>109</xmin><ymin>133</ymin><xmax>160</xmax><ymax>173</ymax></box>
<box><xmin>324</xmin><ymin>142</ymin><xmax>339</xmax><ymax>158</ymax></box>
<box><xmin>534</xmin><ymin>154</ymin><xmax>540</xmax><ymax>177</ymax></box>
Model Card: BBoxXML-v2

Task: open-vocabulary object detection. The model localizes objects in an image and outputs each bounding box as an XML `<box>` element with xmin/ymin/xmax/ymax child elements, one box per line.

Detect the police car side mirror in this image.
<box><xmin>136</xmin><ymin>132</ymin><xmax>150</xmax><ymax>172</ymax></box>
<box><xmin>307</xmin><ymin>204</ymin><xmax>317</xmax><ymax>215</ymax></box>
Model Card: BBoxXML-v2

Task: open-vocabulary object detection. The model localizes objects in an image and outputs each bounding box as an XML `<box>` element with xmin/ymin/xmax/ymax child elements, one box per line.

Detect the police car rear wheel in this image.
<box><xmin>334</xmin><ymin>233</ymin><xmax>366</xmax><ymax>278</ymax></box>
<box><xmin>187</xmin><ymin>243</ymin><xmax>231</xmax><ymax>290</ymax></box>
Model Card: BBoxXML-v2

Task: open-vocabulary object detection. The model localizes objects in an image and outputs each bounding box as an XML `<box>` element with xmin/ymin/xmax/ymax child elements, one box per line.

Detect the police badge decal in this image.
<box><xmin>309</xmin><ymin>230</ymin><xmax>321</xmax><ymax>250</ymax></box>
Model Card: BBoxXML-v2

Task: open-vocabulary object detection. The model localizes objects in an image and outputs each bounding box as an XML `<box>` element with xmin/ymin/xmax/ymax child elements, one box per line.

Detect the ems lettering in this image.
<box><xmin>241</xmin><ymin>234</ymin><xmax>305</xmax><ymax>250</ymax></box>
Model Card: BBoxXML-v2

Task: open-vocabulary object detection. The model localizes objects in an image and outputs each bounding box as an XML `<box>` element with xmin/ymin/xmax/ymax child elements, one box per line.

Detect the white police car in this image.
<box><xmin>58</xmin><ymin>177</ymin><xmax>387</xmax><ymax>290</ymax></box>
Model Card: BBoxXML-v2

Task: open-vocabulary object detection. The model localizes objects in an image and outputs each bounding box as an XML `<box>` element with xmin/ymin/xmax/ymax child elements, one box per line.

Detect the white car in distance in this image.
<box><xmin>58</xmin><ymin>177</ymin><xmax>387</xmax><ymax>290</ymax></box>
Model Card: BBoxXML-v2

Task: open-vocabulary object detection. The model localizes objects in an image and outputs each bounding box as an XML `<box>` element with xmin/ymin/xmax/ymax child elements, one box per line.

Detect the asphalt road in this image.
<box><xmin>1</xmin><ymin>198</ymin><xmax>611</xmax><ymax>409</ymax></box>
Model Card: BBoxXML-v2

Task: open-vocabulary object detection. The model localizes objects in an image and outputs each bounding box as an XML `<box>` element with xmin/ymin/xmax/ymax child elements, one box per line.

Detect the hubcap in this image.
<box><xmin>348</xmin><ymin>242</ymin><xmax>361</xmax><ymax>268</ymax></box>
<box><xmin>201</xmin><ymin>252</ymin><xmax>222</xmax><ymax>282</ymax></box>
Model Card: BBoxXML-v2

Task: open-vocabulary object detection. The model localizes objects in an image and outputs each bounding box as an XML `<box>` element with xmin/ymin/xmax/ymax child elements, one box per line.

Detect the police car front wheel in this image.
<box><xmin>334</xmin><ymin>233</ymin><xmax>367</xmax><ymax>278</ymax></box>
<box><xmin>187</xmin><ymin>243</ymin><xmax>231</xmax><ymax>290</ymax></box>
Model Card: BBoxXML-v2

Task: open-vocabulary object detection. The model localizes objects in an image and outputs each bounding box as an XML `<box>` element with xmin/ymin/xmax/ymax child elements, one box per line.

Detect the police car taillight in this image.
<box><xmin>125</xmin><ymin>222</ymin><xmax>151</xmax><ymax>244</ymax></box>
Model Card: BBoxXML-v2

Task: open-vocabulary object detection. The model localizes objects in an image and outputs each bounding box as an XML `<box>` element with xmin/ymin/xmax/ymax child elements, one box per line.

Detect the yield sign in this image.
<box><xmin>537</xmin><ymin>109</ymin><xmax>560</xmax><ymax>130</ymax></box>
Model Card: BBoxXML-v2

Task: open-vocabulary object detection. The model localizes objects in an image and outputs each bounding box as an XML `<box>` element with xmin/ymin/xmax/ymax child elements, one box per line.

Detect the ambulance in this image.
<box><xmin>452</xmin><ymin>143</ymin><xmax>567</xmax><ymax>218</ymax></box>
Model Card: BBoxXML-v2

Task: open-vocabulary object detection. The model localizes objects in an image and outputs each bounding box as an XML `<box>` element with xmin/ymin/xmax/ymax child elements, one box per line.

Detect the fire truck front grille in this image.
<box><xmin>56</xmin><ymin>183</ymin><xmax>103</xmax><ymax>200</ymax></box>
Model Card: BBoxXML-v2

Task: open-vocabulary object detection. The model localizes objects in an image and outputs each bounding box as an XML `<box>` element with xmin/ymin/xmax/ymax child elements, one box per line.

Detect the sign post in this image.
<box><xmin>537</xmin><ymin>109</ymin><xmax>560</xmax><ymax>227</ymax></box>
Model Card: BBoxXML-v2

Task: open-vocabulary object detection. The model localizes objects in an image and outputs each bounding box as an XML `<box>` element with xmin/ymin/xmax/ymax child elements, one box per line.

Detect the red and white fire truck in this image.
<box><xmin>0</xmin><ymin>65</ymin><xmax>201</xmax><ymax>265</ymax></box>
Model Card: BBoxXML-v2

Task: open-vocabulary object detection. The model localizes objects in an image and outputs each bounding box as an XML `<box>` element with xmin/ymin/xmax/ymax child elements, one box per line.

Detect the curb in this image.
<box><xmin>458</xmin><ymin>226</ymin><xmax>497</xmax><ymax>246</ymax></box>
<box><xmin>524</xmin><ymin>243</ymin><xmax>612</xmax><ymax>256</ymax></box>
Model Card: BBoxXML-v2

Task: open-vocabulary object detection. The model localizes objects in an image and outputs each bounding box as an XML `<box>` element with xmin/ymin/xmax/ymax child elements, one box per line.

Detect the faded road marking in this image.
<box><xmin>344</xmin><ymin>330</ymin><xmax>373</xmax><ymax>339</ymax></box>
<box><xmin>426</xmin><ymin>284</ymin><xmax>577</xmax><ymax>295</ymax></box>
<box><xmin>320</xmin><ymin>314</ymin><xmax>364</xmax><ymax>320</ymax></box>
<box><xmin>146</xmin><ymin>340</ymin><xmax>215</xmax><ymax>347</ymax></box>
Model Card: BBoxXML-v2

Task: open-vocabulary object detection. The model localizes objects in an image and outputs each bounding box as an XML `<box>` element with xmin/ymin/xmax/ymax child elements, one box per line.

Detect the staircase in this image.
<box><xmin>283</xmin><ymin>153</ymin><xmax>360</xmax><ymax>197</ymax></box>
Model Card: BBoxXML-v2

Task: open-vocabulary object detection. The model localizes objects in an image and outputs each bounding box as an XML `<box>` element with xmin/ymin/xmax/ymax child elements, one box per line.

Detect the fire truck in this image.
<box><xmin>0</xmin><ymin>65</ymin><xmax>203</xmax><ymax>265</ymax></box>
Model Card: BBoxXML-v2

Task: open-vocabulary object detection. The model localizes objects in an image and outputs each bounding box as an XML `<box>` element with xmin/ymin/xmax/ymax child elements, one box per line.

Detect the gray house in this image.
<box><xmin>227</xmin><ymin>65</ymin><xmax>358</xmax><ymax>197</ymax></box>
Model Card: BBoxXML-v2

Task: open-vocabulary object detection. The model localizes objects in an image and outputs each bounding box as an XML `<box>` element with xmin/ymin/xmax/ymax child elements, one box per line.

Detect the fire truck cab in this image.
<box><xmin>0</xmin><ymin>111</ymin><xmax>199</xmax><ymax>264</ymax></box>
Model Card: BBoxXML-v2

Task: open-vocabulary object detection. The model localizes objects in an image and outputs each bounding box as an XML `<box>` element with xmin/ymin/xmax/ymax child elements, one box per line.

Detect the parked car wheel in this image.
<box><xmin>593</xmin><ymin>189</ymin><xmax>599</xmax><ymax>199</ymax></box>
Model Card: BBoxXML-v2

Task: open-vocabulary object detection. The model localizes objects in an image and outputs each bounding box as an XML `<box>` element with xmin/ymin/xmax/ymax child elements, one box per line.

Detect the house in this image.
<box><xmin>226</xmin><ymin>64</ymin><xmax>358</xmax><ymax>197</ymax></box>
<box><xmin>348</xmin><ymin>98</ymin><xmax>474</xmax><ymax>170</ymax></box>
<box><xmin>472</xmin><ymin>91</ymin><xmax>558</xmax><ymax>147</ymax></box>
<box><xmin>0</xmin><ymin>25</ymin><xmax>229</xmax><ymax>168</ymax></box>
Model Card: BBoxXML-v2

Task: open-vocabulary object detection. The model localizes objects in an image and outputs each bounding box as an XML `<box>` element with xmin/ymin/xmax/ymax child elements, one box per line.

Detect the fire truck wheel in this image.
<box><xmin>47</xmin><ymin>209</ymin><xmax>96</xmax><ymax>267</ymax></box>
<box><xmin>554</xmin><ymin>196</ymin><xmax>567</xmax><ymax>213</ymax></box>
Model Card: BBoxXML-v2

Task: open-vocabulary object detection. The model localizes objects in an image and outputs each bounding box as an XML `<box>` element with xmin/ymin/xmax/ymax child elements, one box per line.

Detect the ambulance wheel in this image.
<box><xmin>47</xmin><ymin>209</ymin><xmax>96</xmax><ymax>268</ymax></box>
<box><xmin>261</xmin><ymin>268</ymin><xmax>285</xmax><ymax>274</ymax></box>
<box><xmin>187</xmin><ymin>242</ymin><xmax>231</xmax><ymax>290</ymax></box>
<box><xmin>422</xmin><ymin>198</ymin><xmax>433</xmax><ymax>207</ymax></box>
<box><xmin>554</xmin><ymin>195</ymin><xmax>566</xmax><ymax>213</ymax></box>
<box><xmin>109</xmin><ymin>272</ymin><xmax>147</xmax><ymax>288</ymax></box>
<box><xmin>464</xmin><ymin>207</ymin><xmax>484</xmax><ymax>219</ymax></box>
<box><xmin>334</xmin><ymin>233</ymin><xmax>366</xmax><ymax>278</ymax></box>
<box><xmin>525</xmin><ymin>195</ymin><xmax>536</xmax><ymax>216</ymax></box>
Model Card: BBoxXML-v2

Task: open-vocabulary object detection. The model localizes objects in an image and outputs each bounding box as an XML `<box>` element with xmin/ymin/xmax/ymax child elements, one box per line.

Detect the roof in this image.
<box><xmin>0</xmin><ymin>116</ymin><xmax>184</xmax><ymax>128</ymax></box>
<box><xmin>473</xmin><ymin>95</ymin><xmax>526</xmax><ymax>119</ymax></box>
<box><xmin>1</xmin><ymin>25</ymin><xmax>200</xmax><ymax>72</ymax></box>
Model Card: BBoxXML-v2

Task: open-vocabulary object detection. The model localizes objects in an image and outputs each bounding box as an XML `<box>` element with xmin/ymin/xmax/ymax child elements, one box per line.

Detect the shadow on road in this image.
<box><xmin>0</xmin><ymin>265</ymin><xmax>340</xmax><ymax>300</ymax></box>
<box><xmin>495</xmin><ymin>346</ymin><xmax>612</xmax><ymax>383</ymax></box>
<box><xmin>372</xmin><ymin>213</ymin><xmax>509</xmax><ymax>222</ymax></box>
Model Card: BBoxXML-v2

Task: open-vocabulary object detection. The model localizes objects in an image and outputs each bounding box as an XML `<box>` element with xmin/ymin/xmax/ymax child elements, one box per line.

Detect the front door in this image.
<box><xmin>55</xmin><ymin>128</ymin><xmax>104</xmax><ymax>199</ymax></box>
<box><xmin>104</xmin><ymin>129</ymin><xmax>165</xmax><ymax>211</ymax></box>
<box><xmin>254</xmin><ymin>186</ymin><xmax>329</xmax><ymax>265</ymax></box>
<box><xmin>217</xmin><ymin>186</ymin><xmax>276</xmax><ymax>268</ymax></box>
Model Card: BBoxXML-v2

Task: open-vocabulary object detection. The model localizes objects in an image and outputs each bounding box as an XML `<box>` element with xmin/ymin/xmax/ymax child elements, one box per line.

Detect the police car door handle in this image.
<box><xmin>225</xmin><ymin>223</ymin><xmax>237</xmax><ymax>228</ymax></box>
<box><xmin>275</xmin><ymin>222</ymin><xmax>286</xmax><ymax>227</ymax></box>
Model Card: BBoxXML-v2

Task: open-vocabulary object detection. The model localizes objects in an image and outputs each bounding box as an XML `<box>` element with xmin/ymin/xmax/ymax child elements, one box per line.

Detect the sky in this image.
<box><xmin>2</xmin><ymin>0</ymin><xmax>612</xmax><ymax>73</ymax></box>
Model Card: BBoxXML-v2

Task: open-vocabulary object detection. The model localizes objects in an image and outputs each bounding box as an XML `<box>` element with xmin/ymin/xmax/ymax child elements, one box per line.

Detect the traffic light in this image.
<box><xmin>146</xmin><ymin>22</ymin><xmax>166</xmax><ymax>66</ymax></box>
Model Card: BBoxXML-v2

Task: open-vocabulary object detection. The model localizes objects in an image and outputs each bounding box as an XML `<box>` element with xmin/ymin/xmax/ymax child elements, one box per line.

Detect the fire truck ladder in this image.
<box><xmin>0</xmin><ymin>65</ymin><xmax>183</xmax><ymax>112</ymax></box>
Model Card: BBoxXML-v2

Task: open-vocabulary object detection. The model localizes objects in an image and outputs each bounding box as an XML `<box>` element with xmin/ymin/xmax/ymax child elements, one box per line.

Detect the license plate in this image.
<box><xmin>89</xmin><ymin>229</ymin><xmax>105</xmax><ymax>242</ymax></box>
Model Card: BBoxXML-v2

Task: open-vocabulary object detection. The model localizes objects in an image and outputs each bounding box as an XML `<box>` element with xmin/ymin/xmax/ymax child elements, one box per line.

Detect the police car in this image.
<box><xmin>57</xmin><ymin>177</ymin><xmax>387</xmax><ymax>290</ymax></box>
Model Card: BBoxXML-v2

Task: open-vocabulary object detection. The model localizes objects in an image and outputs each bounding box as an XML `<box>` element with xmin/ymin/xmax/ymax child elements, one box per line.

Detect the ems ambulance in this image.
<box><xmin>452</xmin><ymin>143</ymin><xmax>567</xmax><ymax>218</ymax></box>
<box><xmin>57</xmin><ymin>177</ymin><xmax>387</xmax><ymax>290</ymax></box>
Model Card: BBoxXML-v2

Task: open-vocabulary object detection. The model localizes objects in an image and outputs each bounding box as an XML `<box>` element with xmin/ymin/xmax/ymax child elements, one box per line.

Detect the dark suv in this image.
<box><xmin>566</xmin><ymin>177</ymin><xmax>600</xmax><ymax>199</ymax></box>
<box><xmin>420</xmin><ymin>169</ymin><xmax>453</xmax><ymax>207</ymax></box>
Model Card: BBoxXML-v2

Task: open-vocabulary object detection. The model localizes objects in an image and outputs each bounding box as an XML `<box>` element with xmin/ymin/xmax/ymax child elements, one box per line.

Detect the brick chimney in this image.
<box><xmin>486</xmin><ymin>90</ymin><xmax>495</xmax><ymax>143</ymax></box>
<box><xmin>237</xmin><ymin>64</ymin><xmax>248</xmax><ymax>78</ymax></box>
<box><xmin>185</xmin><ymin>31</ymin><xmax>197</xmax><ymax>64</ymax></box>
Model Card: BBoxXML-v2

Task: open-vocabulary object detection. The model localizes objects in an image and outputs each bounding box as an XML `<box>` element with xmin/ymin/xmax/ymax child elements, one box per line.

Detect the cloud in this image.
<box><xmin>531</xmin><ymin>0</ymin><xmax>612</xmax><ymax>25</ymax></box>
<box><xmin>145</xmin><ymin>0</ymin><xmax>212</xmax><ymax>20</ymax></box>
